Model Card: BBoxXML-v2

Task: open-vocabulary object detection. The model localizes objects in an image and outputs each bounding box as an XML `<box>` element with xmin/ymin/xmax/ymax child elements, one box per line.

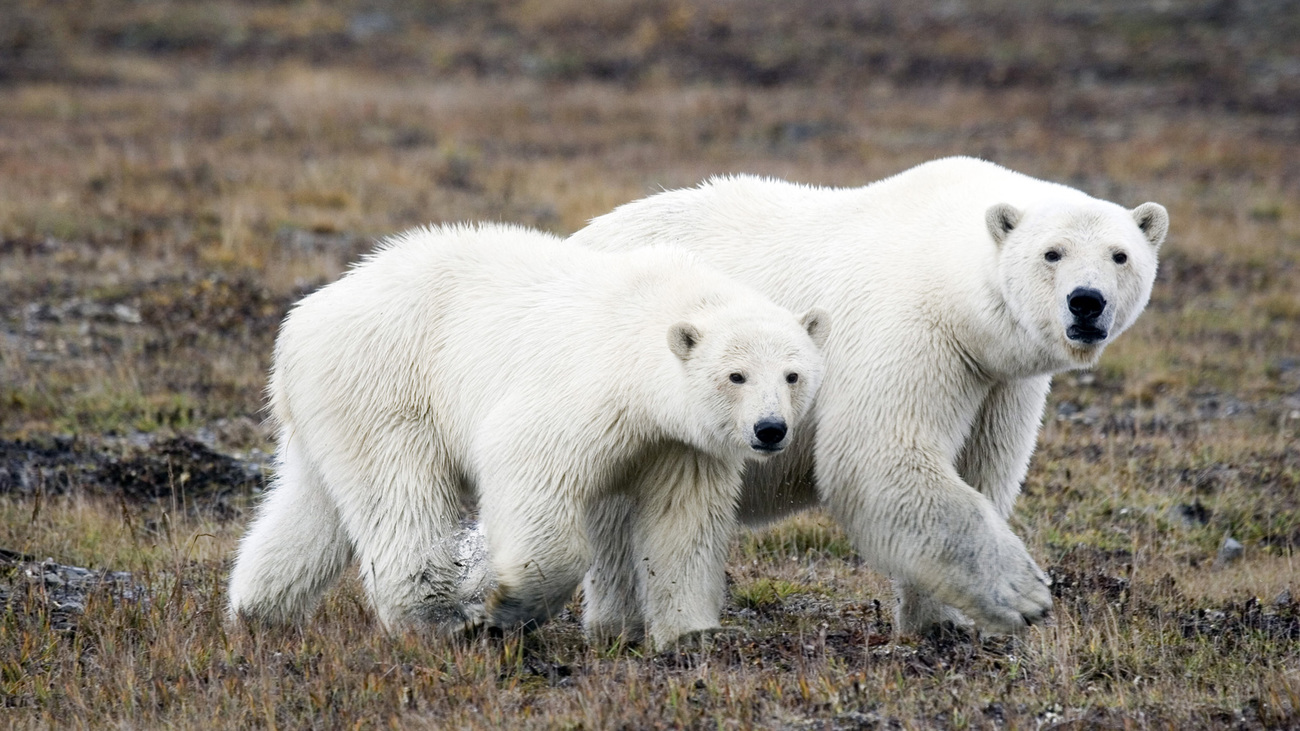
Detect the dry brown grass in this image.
<box><xmin>2</xmin><ymin>1</ymin><xmax>1299</xmax><ymax>728</ymax></box>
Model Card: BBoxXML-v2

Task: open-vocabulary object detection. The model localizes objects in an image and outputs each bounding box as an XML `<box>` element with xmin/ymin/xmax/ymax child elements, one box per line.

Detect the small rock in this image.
<box><xmin>348</xmin><ymin>11</ymin><xmax>396</xmax><ymax>41</ymax></box>
<box><xmin>111</xmin><ymin>303</ymin><xmax>141</xmax><ymax>324</ymax></box>
<box><xmin>1275</xmin><ymin>588</ymin><xmax>1292</xmax><ymax>606</ymax></box>
<box><xmin>1215</xmin><ymin>534</ymin><xmax>1244</xmax><ymax>567</ymax></box>
<box><xmin>1168</xmin><ymin>501</ymin><xmax>1212</xmax><ymax>528</ymax></box>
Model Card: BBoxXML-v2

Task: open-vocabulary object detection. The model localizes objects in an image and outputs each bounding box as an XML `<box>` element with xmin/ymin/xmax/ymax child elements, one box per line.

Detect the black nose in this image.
<box><xmin>754</xmin><ymin>419</ymin><xmax>787</xmax><ymax>445</ymax></box>
<box><xmin>1067</xmin><ymin>287</ymin><xmax>1106</xmax><ymax>320</ymax></box>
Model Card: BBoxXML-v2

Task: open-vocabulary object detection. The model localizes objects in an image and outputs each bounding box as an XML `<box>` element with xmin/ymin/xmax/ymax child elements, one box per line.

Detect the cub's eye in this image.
<box><xmin>729</xmin><ymin>373</ymin><xmax>746</xmax><ymax>384</ymax></box>
<box><xmin>1044</xmin><ymin>250</ymin><xmax>1062</xmax><ymax>263</ymax></box>
<box><xmin>1112</xmin><ymin>252</ymin><xmax>1128</xmax><ymax>264</ymax></box>
<box><xmin>786</xmin><ymin>373</ymin><xmax>799</xmax><ymax>384</ymax></box>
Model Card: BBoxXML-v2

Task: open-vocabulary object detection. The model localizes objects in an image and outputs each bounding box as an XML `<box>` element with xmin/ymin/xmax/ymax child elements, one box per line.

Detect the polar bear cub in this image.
<box><xmin>227</xmin><ymin>223</ymin><xmax>828</xmax><ymax>647</ymax></box>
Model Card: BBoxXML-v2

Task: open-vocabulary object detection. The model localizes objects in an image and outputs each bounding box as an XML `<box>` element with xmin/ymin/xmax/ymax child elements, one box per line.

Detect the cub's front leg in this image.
<box><xmin>582</xmin><ymin>491</ymin><xmax>646</xmax><ymax>645</ymax></box>
<box><xmin>631</xmin><ymin>450</ymin><xmax>742</xmax><ymax>649</ymax></box>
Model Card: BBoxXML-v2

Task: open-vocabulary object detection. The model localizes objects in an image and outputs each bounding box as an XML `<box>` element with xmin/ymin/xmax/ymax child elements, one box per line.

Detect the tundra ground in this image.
<box><xmin>1</xmin><ymin>1</ymin><xmax>1298</xmax><ymax>728</ymax></box>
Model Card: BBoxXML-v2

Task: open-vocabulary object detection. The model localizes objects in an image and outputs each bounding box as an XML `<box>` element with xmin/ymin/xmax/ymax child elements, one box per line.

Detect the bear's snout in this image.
<box><xmin>1067</xmin><ymin>287</ymin><xmax>1106</xmax><ymax>321</ymax></box>
<box><xmin>1065</xmin><ymin>287</ymin><xmax>1109</xmax><ymax>344</ymax></box>
<box><xmin>752</xmin><ymin>419</ymin><xmax>788</xmax><ymax>451</ymax></box>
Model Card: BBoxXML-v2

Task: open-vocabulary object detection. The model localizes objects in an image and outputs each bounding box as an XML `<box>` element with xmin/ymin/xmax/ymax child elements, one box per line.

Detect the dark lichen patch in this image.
<box><xmin>0</xmin><ymin>434</ymin><xmax>263</xmax><ymax>513</ymax></box>
<box><xmin>0</xmin><ymin>436</ymin><xmax>106</xmax><ymax>496</ymax></box>
<box><xmin>93</xmin><ymin>436</ymin><xmax>262</xmax><ymax>502</ymax></box>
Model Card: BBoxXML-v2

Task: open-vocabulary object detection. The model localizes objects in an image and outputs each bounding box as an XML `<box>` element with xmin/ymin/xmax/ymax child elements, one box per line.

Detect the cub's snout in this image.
<box><xmin>751</xmin><ymin>418</ymin><xmax>788</xmax><ymax>452</ymax></box>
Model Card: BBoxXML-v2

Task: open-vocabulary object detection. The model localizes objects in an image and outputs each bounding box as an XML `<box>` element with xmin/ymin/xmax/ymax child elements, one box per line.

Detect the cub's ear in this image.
<box><xmin>668</xmin><ymin>322</ymin><xmax>701</xmax><ymax>360</ymax></box>
<box><xmin>985</xmin><ymin>203</ymin><xmax>1022</xmax><ymax>246</ymax></box>
<box><xmin>799</xmin><ymin>307</ymin><xmax>831</xmax><ymax>350</ymax></box>
<box><xmin>1131</xmin><ymin>202</ymin><xmax>1169</xmax><ymax>250</ymax></box>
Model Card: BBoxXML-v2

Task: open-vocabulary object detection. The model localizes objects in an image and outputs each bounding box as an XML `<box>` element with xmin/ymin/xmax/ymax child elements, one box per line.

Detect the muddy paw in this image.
<box><xmin>963</xmin><ymin>551</ymin><xmax>1053</xmax><ymax>634</ymax></box>
<box><xmin>927</xmin><ymin>527</ymin><xmax>1054</xmax><ymax>635</ymax></box>
<box><xmin>437</xmin><ymin>602</ymin><xmax>488</xmax><ymax>639</ymax></box>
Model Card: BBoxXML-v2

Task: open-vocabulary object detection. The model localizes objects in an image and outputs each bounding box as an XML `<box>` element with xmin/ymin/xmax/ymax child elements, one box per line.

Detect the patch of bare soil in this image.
<box><xmin>0</xmin><ymin>434</ymin><xmax>263</xmax><ymax>507</ymax></box>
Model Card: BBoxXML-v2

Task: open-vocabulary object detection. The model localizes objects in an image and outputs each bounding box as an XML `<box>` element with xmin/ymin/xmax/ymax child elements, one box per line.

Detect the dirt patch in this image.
<box><xmin>135</xmin><ymin>276</ymin><xmax>296</xmax><ymax>342</ymax></box>
<box><xmin>0</xmin><ymin>437</ymin><xmax>106</xmax><ymax>495</ymax></box>
<box><xmin>0</xmin><ymin>434</ymin><xmax>263</xmax><ymax>508</ymax></box>
<box><xmin>1179</xmin><ymin>595</ymin><xmax>1300</xmax><ymax>645</ymax></box>
<box><xmin>94</xmin><ymin>436</ymin><xmax>261</xmax><ymax>501</ymax></box>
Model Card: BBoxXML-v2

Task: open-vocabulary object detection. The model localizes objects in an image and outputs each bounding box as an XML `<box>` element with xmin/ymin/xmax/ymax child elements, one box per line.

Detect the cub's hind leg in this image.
<box><xmin>228</xmin><ymin>431</ymin><xmax>351</xmax><ymax>625</ymax></box>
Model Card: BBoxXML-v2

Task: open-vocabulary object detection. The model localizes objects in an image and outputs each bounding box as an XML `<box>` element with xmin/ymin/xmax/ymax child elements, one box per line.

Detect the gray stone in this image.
<box><xmin>1215</xmin><ymin>535</ymin><xmax>1244</xmax><ymax>567</ymax></box>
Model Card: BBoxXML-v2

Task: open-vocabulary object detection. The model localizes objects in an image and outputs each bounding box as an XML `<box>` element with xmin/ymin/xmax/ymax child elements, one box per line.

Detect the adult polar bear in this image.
<box><xmin>571</xmin><ymin>157</ymin><xmax>1168</xmax><ymax>635</ymax></box>
<box><xmin>227</xmin><ymin>224</ymin><xmax>828</xmax><ymax>648</ymax></box>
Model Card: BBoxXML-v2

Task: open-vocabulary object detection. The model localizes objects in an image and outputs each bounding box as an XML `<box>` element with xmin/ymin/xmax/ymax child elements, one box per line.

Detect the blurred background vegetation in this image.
<box><xmin>4</xmin><ymin>0</ymin><xmax>1299</xmax><ymax>112</ymax></box>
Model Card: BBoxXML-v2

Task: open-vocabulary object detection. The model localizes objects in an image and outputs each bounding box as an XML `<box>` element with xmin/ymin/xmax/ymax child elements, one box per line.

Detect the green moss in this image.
<box><xmin>732</xmin><ymin>578</ymin><xmax>824</xmax><ymax>611</ymax></box>
<box><xmin>741</xmin><ymin>516</ymin><xmax>855</xmax><ymax>561</ymax></box>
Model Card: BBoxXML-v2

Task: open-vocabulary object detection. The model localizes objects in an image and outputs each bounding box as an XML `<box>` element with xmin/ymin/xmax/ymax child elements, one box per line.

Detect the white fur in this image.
<box><xmin>227</xmin><ymin>223</ymin><xmax>827</xmax><ymax>648</ymax></box>
<box><xmin>569</xmin><ymin>156</ymin><xmax>1167</xmax><ymax>635</ymax></box>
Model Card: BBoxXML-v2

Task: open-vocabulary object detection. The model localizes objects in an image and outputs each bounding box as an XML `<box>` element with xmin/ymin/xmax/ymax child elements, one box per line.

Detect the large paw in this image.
<box><xmin>926</xmin><ymin>529</ymin><xmax>1053</xmax><ymax>635</ymax></box>
<box><xmin>894</xmin><ymin>581</ymin><xmax>975</xmax><ymax>637</ymax></box>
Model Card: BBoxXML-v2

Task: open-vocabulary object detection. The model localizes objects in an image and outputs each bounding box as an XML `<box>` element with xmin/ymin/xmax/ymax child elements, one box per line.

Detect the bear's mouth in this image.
<box><xmin>750</xmin><ymin>443</ymin><xmax>785</xmax><ymax>454</ymax></box>
<box><xmin>1066</xmin><ymin>324</ymin><xmax>1108</xmax><ymax>344</ymax></box>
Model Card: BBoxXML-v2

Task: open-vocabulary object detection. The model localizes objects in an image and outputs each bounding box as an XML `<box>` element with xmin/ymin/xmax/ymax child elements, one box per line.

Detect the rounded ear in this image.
<box><xmin>799</xmin><ymin>307</ymin><xmax>831</xmax><ymax>350</ymax></box>
<box><xmin>1131</xmin><ymin>202</ymin><xmax>1169</xmax><ymax>250</ymax></box>
<box><xmin>985</xmin><ymin>203</ymin><xmax>1022</xmax><ymax>246</ymax></box>
<box><xmin>668</xmin><ymin>322</ymin><xmax>701</xmax><ymax>360</ymax></box>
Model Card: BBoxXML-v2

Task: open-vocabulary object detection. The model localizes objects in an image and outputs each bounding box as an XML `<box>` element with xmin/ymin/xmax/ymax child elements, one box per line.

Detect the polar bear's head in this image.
<box><xmin>668</xmin><ymin>306</ymin><xmax>829</xmax><ymax>460</ymax></box>
<box><xmin>988</xmin><ymin>199</ymin><xmax>1167</xmax><ymax>369</ymax></box>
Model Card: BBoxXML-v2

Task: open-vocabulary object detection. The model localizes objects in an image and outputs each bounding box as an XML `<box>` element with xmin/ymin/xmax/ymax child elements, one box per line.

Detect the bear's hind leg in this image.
<box><xmin>582</xmin><ymin>492</ymin><xmax>645</xmax><ymax>645</ymax></box>
<box><xmin>343</xmin><ymin>477</ymin><xmax>467</xmax><ymax>633</ymax></box>
<box><xmin>228</xmin><ymin>433</ymin><xmax>351</xmax><ymax>625</ymax></box>
<box><xmin>319</xmin><ymin>427</ymin><xmax>470</xmax><ymax>633</ymax></box>
<box><xmin>480</xmin><ymin>474</ymin><xmax>591</xmax><ymax>632</ymax></box>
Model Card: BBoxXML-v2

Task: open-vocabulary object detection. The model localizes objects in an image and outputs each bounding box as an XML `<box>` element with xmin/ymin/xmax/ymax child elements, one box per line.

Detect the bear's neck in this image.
<box><xmin>958</xmin><ymin>280</ymin><xmax>1082</xmax><ymax>381</ymax></box>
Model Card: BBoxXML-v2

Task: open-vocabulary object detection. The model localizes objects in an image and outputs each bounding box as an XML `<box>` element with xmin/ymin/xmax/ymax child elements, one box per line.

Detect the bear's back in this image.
<box><xmin>271</xmin><ymin>224</ymin><xmax>749</xmax><ymax>444</ymax></box>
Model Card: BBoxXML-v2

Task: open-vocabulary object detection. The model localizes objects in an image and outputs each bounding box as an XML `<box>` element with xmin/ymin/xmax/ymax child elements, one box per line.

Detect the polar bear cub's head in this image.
<box><xmin>668</xmin><ymin>305</ymin><xmax>829</xmax><ymax>460</ymax></box>
<box><xmin>988</xmin><ymin>198</ymin><xmax>1168</xmax><ymax>368</ymax></box>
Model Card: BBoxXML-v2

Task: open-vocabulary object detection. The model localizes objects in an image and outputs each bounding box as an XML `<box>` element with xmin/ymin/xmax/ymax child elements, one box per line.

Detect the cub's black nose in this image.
<box><xmin>1067</xmin><ymin>287</ymin><xmax>1106</xmax><ymax>320</ymax></box>
<box><xmin>754</xmin><ymin>419</ymin><xmax>787</xmax><ymax>445</ymax></box>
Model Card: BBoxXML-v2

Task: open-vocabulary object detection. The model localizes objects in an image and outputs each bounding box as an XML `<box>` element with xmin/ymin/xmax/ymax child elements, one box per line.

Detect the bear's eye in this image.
<box><xmin>786</xmin><ymin>373</ymin><xmax>799</xmax><ymax>384</ymax></box>
<box><xmin>1044</xmin><ymin>250</ymin><xmax>1062</xmax><ymax>263</ymax></box>
<box><xmin>729</xmin><ymin>373</ymin><xmax>746</xmax><ymax>384</ymax></box>
<box><xmin>1112</xmin><ymin>252</ymin><xmax>1128</xmax><ymax>264</ymax></box>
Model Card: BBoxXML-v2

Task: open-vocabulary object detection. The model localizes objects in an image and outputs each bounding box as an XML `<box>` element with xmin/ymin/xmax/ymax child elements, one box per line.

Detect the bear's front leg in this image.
<box><xmin>892</xmin><ymin>579</ymin><xmax>974</xmax><ymax>636</ymax></box>
<box><xmin>632</xmin><ymin>452</ymin><xmax>741</xmax><ymax>650</ymax></box>
<box><xmin>582</xmin><ymin>492</ymin><xmax>646</xmax><ymax>645</ymax></box>
<box><xmin>819</xmin><ymin>441</ymin><xmax>1052</xmax><ymax>635</ymax></box>
<box><xmin>815</xmin><ymin>368</ymin><xmax>1054</xmax><ymax>637</ymax></box>
<box><xmin>886</xmin><ymin>376</ymin><xmax>1051</xmax><ymax>636</ymax></box>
